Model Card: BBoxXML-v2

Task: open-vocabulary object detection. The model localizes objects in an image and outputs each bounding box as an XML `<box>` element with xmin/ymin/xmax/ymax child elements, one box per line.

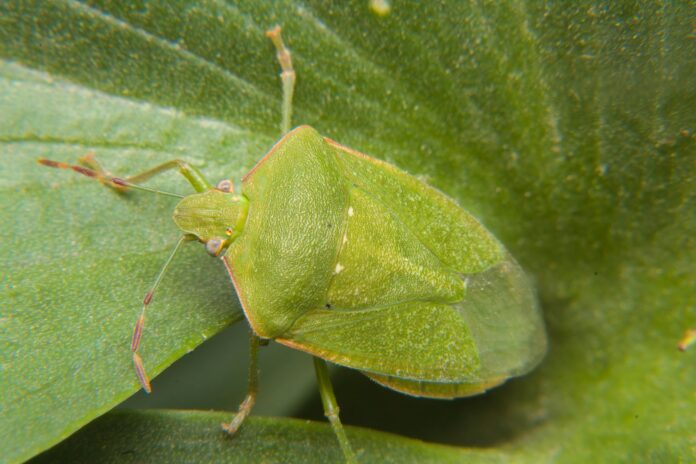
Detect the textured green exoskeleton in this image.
<box><xmin>225</xmin><ymin>125</ymin><xmax>546</xmax><ymax>395</ymax></box>
<box><xmin>39</xmin><ymin>26</ymin><xmax>546</xmax><ymax>463</ymax></box>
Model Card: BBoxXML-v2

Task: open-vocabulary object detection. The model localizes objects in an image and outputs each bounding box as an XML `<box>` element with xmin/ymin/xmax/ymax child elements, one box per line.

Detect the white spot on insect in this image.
<box><xmin>369</xmin><ymin>0</ymin><xmax>391</xmax><ymax>16</ymax></box>
<box><xmin>334</xmin><ymin>263</ymin><xmax>345</xmax><ymax>274</ymax></box>
<box><xmin>348</xmin><ymin>206</ymin><xmax>354</xmax><ymax>217</ymax></box>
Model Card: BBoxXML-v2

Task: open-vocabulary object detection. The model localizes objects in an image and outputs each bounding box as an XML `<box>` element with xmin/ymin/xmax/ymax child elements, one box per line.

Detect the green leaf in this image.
<box><xmin>31</xmin><ymin>409</ymin><xmax>512</xmax><ymax>464</ymax></box>
<box><xmin>1</xmin><ymin>1</ymin><xmax>694</xmax><ymax>463</ymax></box>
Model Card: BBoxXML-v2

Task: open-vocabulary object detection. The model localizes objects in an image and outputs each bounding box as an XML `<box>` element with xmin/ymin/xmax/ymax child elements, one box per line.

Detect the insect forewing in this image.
<box><xmin>278</xmin><ymin>136</ymin><xmax>546</xmax><ymax>386</ymax></box>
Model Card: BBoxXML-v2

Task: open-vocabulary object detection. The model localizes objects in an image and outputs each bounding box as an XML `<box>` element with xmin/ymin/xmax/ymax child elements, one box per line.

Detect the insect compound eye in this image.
<box><xmin>205</xmin><ymin>237</ymin><xmax>225</xmax><ymax>257</ymax></box>
<box><xmin>216</xmin><ymin>179</ymin><xmax>234</xmax><ymax>193</ymax></box>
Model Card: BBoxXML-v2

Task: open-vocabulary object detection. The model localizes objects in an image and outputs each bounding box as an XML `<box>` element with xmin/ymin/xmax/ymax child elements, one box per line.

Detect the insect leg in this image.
<box><xmin>39</xmin><ymin>155</ymin><xmax>212</xmax><ymax>195</ymax></box>
<box><xmin>131</xmin><ymin>235</ymin><xmax>191</xmax><ymax>392</ymax></box>
<box><xmin>222</xmin><ymin>332</ymin><xmax>260</xmax><ymax>435</ymax></box>
<box><xmin>120</xmin><ymin>158</ymin><xmax>212</xmax><ymax>193</ymax></box>
<box><xmin>266</xmin><ymin>25</ymin><xmax>296</xmax><ymax>135</ymax></box>
<box><xmin>313</xmin><ymin>357</ymin><xmax>357</xmax><ymax>464</ymax></box>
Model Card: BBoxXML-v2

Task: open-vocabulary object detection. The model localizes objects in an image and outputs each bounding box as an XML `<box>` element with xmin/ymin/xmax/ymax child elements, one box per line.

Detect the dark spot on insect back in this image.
<box><xmin>325</xmin><ymin>303</ymin><xmax>332</xmax><ymax>309</ymax></box>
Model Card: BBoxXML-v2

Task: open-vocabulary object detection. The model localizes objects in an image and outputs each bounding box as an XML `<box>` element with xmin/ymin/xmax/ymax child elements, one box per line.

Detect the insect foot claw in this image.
<box><xmin>221</xmin><ymin>421</ymin><xmax>240</xmax><ymax>435</ymax></box>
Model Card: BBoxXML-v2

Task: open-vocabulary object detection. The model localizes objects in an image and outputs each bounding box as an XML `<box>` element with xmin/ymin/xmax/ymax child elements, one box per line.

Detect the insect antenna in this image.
<box><xmin>38</xmin><ymin>157</ymin><xmax>184</xmax><ymax>199</ymax></box>
<box><xmin>131</xmin><ymin>235</ymin><xmax>190</xmax><ymax>392</ymax></box>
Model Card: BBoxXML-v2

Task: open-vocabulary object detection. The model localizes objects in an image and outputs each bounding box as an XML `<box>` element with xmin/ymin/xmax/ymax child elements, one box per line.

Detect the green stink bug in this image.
<box><xmin>40</xmin><ymin>26</ymin><xmax>547</xmax><ymax>463</ymax></box>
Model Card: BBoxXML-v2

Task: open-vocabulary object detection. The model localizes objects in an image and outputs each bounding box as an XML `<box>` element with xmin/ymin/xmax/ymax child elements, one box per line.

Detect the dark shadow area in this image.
<box><xmin>294</xmin><ymin>366</ymin><xmax>547</xmax><ymax>447</ymax></box>
<box><xmin>119</xmin><ymin>325</ymin><xmax>317</xmax><ymax>417</ymax></box>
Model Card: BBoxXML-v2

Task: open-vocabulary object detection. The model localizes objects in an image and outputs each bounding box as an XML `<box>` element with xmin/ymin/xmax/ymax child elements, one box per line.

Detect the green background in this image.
<box><xmin>1</xmin><ymin>1</ymin><xmax>694</xmax><ymax>463</ymax></box>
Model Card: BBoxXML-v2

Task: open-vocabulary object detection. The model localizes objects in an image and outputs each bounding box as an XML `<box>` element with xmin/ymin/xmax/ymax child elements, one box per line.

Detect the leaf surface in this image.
<box><xmin>1</xmin><ymin>1</ymin><xmax>694</xmax><ymax>463</ymax></box>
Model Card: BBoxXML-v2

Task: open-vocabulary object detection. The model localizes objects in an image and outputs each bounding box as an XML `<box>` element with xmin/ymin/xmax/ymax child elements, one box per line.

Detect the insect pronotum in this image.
<box><xmin>39</xmin><ymin>26</ymin><xmax>547</xmax><ymax>463</ymax></box>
